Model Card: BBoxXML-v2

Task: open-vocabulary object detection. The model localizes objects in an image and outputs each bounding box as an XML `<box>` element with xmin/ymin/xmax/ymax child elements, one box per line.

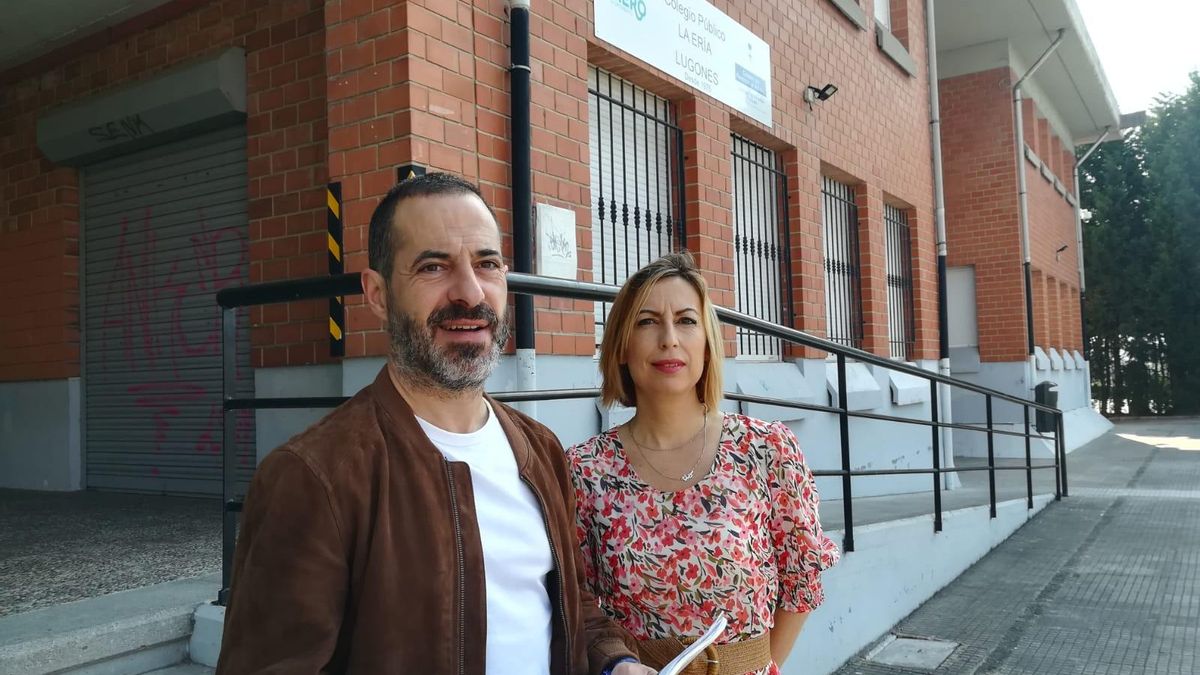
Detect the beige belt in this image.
<box><xmin>637</xmin><ymin>632</ymin><xmax>771</xmax><ymax>675</ymax></box>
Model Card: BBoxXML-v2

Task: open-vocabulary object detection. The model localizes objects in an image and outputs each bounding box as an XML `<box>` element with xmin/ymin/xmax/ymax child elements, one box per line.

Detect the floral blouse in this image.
<box><xmin>567</xmin><ymin>413</ymin><xmax>841</xmax><ymax>675</ymax></box>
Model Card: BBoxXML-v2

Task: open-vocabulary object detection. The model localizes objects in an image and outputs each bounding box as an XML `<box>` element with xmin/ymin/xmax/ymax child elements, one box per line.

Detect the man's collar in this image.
<box><xmin>368</xmin><ymin>365</ymin><xmax>532</xmax><ymax>471</ymax></box>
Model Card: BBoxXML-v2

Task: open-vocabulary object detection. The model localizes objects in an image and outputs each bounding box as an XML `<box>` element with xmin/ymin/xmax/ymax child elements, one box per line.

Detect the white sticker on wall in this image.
<box><xmin>535</xmin><ymin>203</ymin><xmax>578</xmax><ymax>279</ymax></box>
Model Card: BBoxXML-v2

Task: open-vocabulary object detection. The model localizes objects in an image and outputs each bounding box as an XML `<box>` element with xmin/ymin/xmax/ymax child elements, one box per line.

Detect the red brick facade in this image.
<box><xmin>2</xmin><ymin>0</ymin><xmax>941</xmax><ymax>385</ymax></box>
<box><xmin>940</xmin><ymin>66</ymin><xmax>1083</xmax><ymax>362</ymax></box>
<box><xmin>0</xmin><ymin>0</ymin><xmax>328</xmax><ymax>380</ymax></box>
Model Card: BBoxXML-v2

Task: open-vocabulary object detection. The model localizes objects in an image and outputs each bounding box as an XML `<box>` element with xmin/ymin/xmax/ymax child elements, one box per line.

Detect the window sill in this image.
<box><xmin>888</xmin><ymin>367</ymin><xmax>930</xmax><ymax>406</ymax></box>
<box><xmin>875</xmin><ymin>25</ymin><xmax>916</xmax><ymax>77</ymax></box>
<box><xmin>1025</xmin><ymin>144</ymin><xmax>1041</xmax><ymax>168</ymax></box>
<box><xmin>824</xmin><ymin>360</ymin><xmax>884</xmax><ymax>411</ymax></box>
<box><xmin>736</xmin><ymin>365</ymin><xmax>815</xmax><ymax>422</ymax></box>
<box><xmin>826</xmin><ymin>0</ymin><xmax>868</xmax><ymax>30</ymax></box>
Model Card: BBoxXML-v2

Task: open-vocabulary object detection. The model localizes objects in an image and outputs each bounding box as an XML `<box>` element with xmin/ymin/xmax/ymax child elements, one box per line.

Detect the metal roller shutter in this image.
<box><xmin>83</xmin><ymin>125</ymin><xmax>254</xmax><ymax>496</ymax></box>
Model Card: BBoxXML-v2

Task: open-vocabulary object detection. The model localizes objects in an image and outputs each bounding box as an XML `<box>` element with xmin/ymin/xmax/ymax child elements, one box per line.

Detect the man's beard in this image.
<box><xmin>385</xmin><ymin>297</ymin><xmax>510</xmax><ymax>394</ymax></box>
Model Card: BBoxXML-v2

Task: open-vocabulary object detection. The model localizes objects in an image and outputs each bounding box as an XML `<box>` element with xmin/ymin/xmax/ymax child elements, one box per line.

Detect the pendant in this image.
<box><xmin>681</xmin><ymin>469</ymin><xmax>694</xmax><ymax>481</ymax></box>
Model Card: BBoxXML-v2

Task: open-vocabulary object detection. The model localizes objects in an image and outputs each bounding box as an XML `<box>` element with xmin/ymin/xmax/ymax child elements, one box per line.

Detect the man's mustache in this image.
<box><xmin>426</xmin><ymin>303</ymin><xmax>501</xmax><ymax>328</ymax></box>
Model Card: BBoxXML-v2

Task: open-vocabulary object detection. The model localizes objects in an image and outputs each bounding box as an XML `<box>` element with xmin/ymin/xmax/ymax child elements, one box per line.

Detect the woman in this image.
<box><xmin>567</xmin><ymin>252</ymin><xmax>840</xmax><ymax>675</ymax></box>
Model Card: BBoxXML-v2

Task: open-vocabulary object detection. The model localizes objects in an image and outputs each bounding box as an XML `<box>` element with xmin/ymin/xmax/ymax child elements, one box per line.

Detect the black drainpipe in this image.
<box><xmin>509</xmin><ymin>0</ymin><xmax>534</xmax><ymax>354</ymax></box>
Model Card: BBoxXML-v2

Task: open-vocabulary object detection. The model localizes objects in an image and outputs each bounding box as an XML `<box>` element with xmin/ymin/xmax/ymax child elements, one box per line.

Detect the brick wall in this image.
<box><xmin>941</xmin><ymin>66</ymin><xmax>1084</xmax><ymax>362</ymax></box>
<box><xmin>4</xmin><ymin>0</ymin><xmax>940</xmax><ymax>376</ymax></box>
<box><xmin>318</xmin><ymin>0</ymin><xmax>938</xmax><ymax>362</ymax></box>
<box><xmin>320</xmin><ymin>0</ymin><xmax>938</xmax><ymax>362</ymax></box>
<box><xmin>940</xmin><ymin>68</ymin><xmax>1026</xmax><ymax>362</ymax></box>
<box><xmin>325</xmin><ymin>0</ymin><xmax>598</xmax><ymax>358</ymax></box>
<box><xmin>856</xmin><ymin>184</ymin><xmax>890</xmax><ymax>356</ymax></box>
<box><xmin>1025</xmin><ymin>117</ymin><xmax>1081</xmax><ymax>354</ymax></box>
<box><xmin>0</xmin><ymin>0</ymin><xmax>328</xmax><ymax>381</ymax></box>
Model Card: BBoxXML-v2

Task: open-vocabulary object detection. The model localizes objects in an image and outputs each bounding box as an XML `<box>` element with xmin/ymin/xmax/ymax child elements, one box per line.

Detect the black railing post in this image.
<box><xmin>1058</xmin><ymin>411</ymin><xmax>1069</xmax><ymax>497</ymax></box>
<box><xmin>837</xmin><ymin>353</ymin><xmax>855</xmax><ymax>552</ymax></box>
<box><xmin>1024</xmin><ymin>404</ymin><xmax>1033</xmax><ymax>509</ymax></box>
<box><xmin>930</xmin><ymin>379</ymin><xmax>943</xmax><ymax>533</ymax></box>
<box><xmin>986</xmin><ymin>394</ymin><xmax>996</xmax><ymax>519</ymax></box>
<box><xmin>1052</xmin><ymin>407</ymin><xmax>1062</xmax><ymax>501</ymax></box>
<box><xmin>219</xmin><ymin>307</ymin><xmax>237</xmax><ymax>606</ymax></box>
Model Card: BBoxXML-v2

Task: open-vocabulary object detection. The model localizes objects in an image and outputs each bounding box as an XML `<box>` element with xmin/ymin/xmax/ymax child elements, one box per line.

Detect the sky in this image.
<box><xmin>1076</xmin><ymin>0</ymin><xmax>1200</xmax><ymax>114</ymax></box>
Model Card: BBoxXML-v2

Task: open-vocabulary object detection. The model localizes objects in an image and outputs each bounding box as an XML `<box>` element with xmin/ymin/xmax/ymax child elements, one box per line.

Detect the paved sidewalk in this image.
<box><xmin>834</xmin><ymin>417</ymin><xmax>1200</xmax><ymax>675</ymax></box>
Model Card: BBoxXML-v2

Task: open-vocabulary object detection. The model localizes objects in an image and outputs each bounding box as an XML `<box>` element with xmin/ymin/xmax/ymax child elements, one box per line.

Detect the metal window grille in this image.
<box><xmin>821</xmin><ymin>177</ymin><xmax>864</xmax><ymax>349</ymax></box>
<box><xmin>732</xmin><ymin>135</ymin><xmax>792</xmax><ymax>358</ymax></box>
<box><xmin>885</xmin><ymin>204</ymin><xmax>916</xmax><ymax>359</ymax></box>
<box><xmin>588</xmin><ymin>66</ymin><xmax>685</xmax><ymax>348</ymax></box>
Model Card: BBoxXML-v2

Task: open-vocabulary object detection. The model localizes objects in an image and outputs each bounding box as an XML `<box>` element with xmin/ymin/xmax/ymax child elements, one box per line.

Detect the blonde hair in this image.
<box><xmin>599</xmin><ymin>251</ymin><xmax>725</xmax><ymax>408</ymax></box>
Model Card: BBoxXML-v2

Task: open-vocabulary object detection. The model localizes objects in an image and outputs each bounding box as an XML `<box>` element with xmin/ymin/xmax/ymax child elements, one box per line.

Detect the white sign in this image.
<box><xmin>594</xmin><ymin>0</ymin><xmax>773</xmax><ymax>128</ymax></box>
<box><xmin>535</xmin><ymin>203</ymin><xmax>578</xmax><ymax>279</ymax></box>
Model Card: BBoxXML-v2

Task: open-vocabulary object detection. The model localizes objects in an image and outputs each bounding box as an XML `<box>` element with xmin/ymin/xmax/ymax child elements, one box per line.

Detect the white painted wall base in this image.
<box><xmin>950</xmin><ymin>349</ymin><xmax>1104</xmax><ymax>459</ymax></box>
<box><xmin>263</xmin><ymin>356</ymin><xmax>946</xmax><ymax>499</ymax></box>
<box><xmin>0</xmin><ymin>378</ymin><xmax>81</xmax><ymax>490</ymax></box>
<box><xmin>1062</xmin><ymin>405</ymin><xmax>1112</xmax><ymax>452</ymax></box>
<box><xmin>954</xmin><ymin>423</ymin><xmax>1057</xmax><ymax>459</ymax></box>
<box><xmin>783</xmin><ymin>494</ymin><xmax>1054</xmax><ymax>675</ymax></box>
<box><xmin>254</xmin><ymin>364</ymin><xmax>343</xmax><ymax>464</ymax></box>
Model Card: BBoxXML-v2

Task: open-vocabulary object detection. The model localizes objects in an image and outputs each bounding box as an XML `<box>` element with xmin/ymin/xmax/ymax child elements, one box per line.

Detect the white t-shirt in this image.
<box><xmin>417</xmin><ymin>403</ymin><xmax>554</xmax><ymax>675</ymax></box>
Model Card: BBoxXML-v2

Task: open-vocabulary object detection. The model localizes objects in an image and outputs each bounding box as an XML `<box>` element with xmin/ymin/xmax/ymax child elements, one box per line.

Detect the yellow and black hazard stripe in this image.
<box><xmin>397</xmin><ymin>163</ymin><xmax>426</xmax><ymax>182</ymax></box>
<box><xmin>327</xmin><ymin>182</ymin><xmax>345</xmax><ymax>357</ymax></box>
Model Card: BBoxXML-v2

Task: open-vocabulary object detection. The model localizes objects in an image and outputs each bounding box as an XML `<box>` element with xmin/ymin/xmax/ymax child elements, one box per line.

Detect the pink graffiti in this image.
<box><xmin>100</xmin><ymin>208</ymin><xmax>247</xmax><ymax>378</ymax></box>
<box><xmin>94</xmin><ymin>205</ymin><xmax>254</xmax><ymax>478</ymax></box>
<box><xmin>126</xmin><ymin>381</ymin><xmax>207</xmax><ymax>453</ymax></box>
<box><xmin>100</xmin><ymin>211</ymin><xmax>159</xmax><ymax>367</ymax></box>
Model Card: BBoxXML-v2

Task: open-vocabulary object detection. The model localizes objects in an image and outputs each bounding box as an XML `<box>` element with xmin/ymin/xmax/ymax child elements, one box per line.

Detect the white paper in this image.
<box><xmin>656</xmin><ymin>613</ymin><xmax>728</xmax><ymax>675</ymax></box>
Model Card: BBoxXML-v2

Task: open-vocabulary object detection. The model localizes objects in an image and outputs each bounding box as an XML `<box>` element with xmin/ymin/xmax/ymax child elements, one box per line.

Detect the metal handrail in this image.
<box><xmin>218</xmin><ymin>272</ymin><xmax>1061</xmax><ymax>413</ymax></box>
<box><xmin>216</xmin><ymin>271</ymin><xmax>1068</xmax><ymax>604</ymax></box>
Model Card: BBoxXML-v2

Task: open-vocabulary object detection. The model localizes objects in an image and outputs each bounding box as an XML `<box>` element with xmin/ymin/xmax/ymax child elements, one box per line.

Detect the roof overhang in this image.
<box><xmin>935</xmin><ymin>0</ymin><xmax>1122</xmax><ymax>146</ymax></box>
<box><xmin>0</xmin><ymin>0</ymin><xmax>174</xmax><ymax>75</ymax></box>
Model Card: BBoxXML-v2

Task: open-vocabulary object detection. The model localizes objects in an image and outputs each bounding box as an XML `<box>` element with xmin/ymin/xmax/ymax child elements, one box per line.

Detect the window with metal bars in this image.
<box><xmin>821</xmin><ymin>176</ymin><xmax>864</xmax><ymax>349</ymax></box>
<box><xmin>884</xmin><ymin>203</ymin><xmax>916</xmax><ymax>359</ymax></box>
<box><xmin>732</xmin><ymin>135</ymin><xmax>792</xmax><ymax>358</ymax></box>
<box><xmin>588</xmin><ymin>66</ymin><xmax>685</xmax><ymax>348</ymax></box>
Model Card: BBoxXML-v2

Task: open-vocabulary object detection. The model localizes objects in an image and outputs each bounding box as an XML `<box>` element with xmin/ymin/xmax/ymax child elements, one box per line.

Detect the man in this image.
<box><xmin>217</xmin><ymin>173</ymin><xmax>653</xmax><ymax>674</ymax></box>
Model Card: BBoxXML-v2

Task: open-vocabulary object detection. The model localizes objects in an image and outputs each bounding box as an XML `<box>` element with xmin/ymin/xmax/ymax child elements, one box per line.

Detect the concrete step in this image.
<box><xmin>146</xmin><ymin>664</ymin><xmax>214</xmax><ymax>675</ymax></box>
<box><xmin>0</xmin><ymin>573</ymin><xmax>219</xmax><ymax>675</ymax></box>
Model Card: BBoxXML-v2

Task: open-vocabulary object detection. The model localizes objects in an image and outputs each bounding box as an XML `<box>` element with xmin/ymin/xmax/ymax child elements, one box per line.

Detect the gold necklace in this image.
<box><xmin>626</xmin><ymin>410</ymin><xmax>708</xmax><ymax>482</ymax></box>
<box><xmin>629</xmin><ymin>413</ymin><xmax>707</xmax><ymax>452</ymax></box>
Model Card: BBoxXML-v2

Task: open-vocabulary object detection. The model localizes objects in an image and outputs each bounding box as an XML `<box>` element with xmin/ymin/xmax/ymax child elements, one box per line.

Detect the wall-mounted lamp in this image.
<box><xmin>1055</xmin><ymin>243</ymin><xmax>1069</xmax><ymax>261</ymax></box>
<box><xmin>803</xmin><ymin>83</ymin><xmax>839</xmax><ymax>110</ymax></box>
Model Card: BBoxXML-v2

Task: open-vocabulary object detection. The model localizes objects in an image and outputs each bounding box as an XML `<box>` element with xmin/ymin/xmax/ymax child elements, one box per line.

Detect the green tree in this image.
<box><xmin>1080</xmin><ymin>129</ymin><xmax>1157</xmax><ymax>414</ymax></box>
<box><xmin>1083</xmin><ymin>71</ymin><xmax>1200</xmax><ymax>415</ymax></box>
<box><xmin>1142</xmin><ymin>72</ymin><xmax>1200</xmax><ymax>413</ymax></box>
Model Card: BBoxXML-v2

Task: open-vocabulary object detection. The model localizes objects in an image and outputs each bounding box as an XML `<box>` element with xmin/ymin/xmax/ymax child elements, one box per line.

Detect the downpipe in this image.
<box><xmin>1014</xmin><ymin>29</ymin><xmax>1065</xmax><ymax>400</ymax></box>
<box><xmin>926</xmin><ymin>0</ymin><xmax>959</xmax><ymax>489</ymax></box>
<box><xmin>1073</xmin><ymin>130</ymin><xmax>1109</xmax><ymax>409</ymax></box>
<box><xmin>509</xmin><ymin>0</ymin><xmax>536</xmax><ymax>416</ymax></box>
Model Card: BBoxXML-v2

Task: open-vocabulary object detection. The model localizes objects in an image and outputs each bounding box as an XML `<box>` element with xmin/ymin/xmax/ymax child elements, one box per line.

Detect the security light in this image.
<box><xmin>803</xmin><ymin>83</ymin><xmax>839</xmax><ymax>110</ymax></box>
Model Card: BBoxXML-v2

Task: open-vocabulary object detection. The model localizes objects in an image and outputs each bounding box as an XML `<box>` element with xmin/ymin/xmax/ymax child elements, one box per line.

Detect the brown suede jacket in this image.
<box><xmin>216</xmin><ymin>367</ymin><xmax>638</xmax><ymax>674</ymax></box>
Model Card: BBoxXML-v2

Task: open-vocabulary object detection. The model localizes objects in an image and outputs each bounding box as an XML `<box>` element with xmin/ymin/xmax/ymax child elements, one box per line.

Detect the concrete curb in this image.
<box><xmin>0</xmin><ymin>573</ymin><xmax>218</xmax><ymax>674</ymax></box>
<box><xmin>189</xmin><ymin>603</ymin><xmax>224</xmax><ymax>668</ymax></box>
